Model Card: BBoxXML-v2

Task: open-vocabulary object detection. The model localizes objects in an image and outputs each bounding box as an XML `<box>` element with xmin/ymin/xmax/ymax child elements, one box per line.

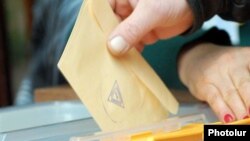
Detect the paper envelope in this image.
<box><xmin>58</xmin><ymin>0</ymin><xmax>179</xmax><ymax>131</ymax></box>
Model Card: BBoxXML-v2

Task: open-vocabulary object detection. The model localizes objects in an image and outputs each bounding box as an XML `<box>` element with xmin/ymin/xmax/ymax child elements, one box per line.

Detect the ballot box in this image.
<box><xmin>0</xmin><ymin>101</ymin><xmax>221</xmax><ymax>141</ymax></box>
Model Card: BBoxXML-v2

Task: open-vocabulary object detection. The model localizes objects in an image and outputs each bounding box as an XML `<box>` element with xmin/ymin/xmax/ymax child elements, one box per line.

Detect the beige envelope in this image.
<box><xmin>58</xmin><ymin>0</ymin><xmax>179</xmax><ymax>131</ymax></box>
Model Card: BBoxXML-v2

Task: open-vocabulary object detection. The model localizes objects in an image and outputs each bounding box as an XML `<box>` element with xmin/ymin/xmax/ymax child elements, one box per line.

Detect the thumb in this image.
<box><xmin>108</xmin><ymin>1</ymin><xmax>158</xmax><ymax>56</ymax></box>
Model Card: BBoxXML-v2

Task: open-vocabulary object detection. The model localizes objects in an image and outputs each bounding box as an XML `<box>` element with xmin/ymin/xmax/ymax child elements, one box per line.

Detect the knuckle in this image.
<box><xmin>122</xmin><ymin>21</ymin><xmax>142</xmax><ymax>43</ymax></box>
<box><xmin>223</xmin><ymin>88</ymin><xmax>237</xmax><ymax>103</ymax></box>
<box><xmin>217</xmin><ymin>52</ymin><xmax>234</xmax><ymax>62</ymax></box>
<box><xmin>197</xmin><ymin>83</ymin><xmax>218</xmax><ymax>103</ymax></box>
<box><xmin>190</xmin><ymin>70</ymin><xmax>219</xmax><ymax>101</ymax></box>
<box><xmin>195</xmin><ymin>75</ymin><xmax>214</xmax><ymax>88</ymax></box>
<box><xmin>240</xmin><ymin>47</ymin><xmax>250</xmax><ymax>54</ymax></box>
<box><xmin>245</xmin><ymin>96</ymin><xmax>250</xmax><ymax>105</ymax></box>
<box><xmin>201</xmin><ymin>72</ymin><xmax>214</xmax><ymax>81</ymax></box>
<box><xmin>147</xmin><ymin>1</ymin><xmax>166</xmax><ymax>15</ymax></box>
<box><xmin>153</xmin><ymin>4</ymin><xmax>169</xmax><ymax>16</ymax></box>
<box><xmin>206</xmin><ymin>91</ymin><xmax>219</xmax><ymax>106</ymax></box>
<box><xmin>147</xmin><ymin>1</ymin><xmax>174</xmax><ymax>23</ymax></box>
<box><xmin>237</xmin><ymin>80</ymin><xmax>250</xmax><ymax>105</ymax></box>
<box><xmin>196</xmin><ymin>64</ymin><xmax>217</xmax><ymax>81</ymax></box>
<box><xmin>238</xmin><ymin>78</ymin><xmax>250</xmax><ymax>90</ymax></box>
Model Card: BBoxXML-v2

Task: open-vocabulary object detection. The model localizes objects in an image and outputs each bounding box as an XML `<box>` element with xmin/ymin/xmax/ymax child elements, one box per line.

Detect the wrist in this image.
<box><xmin>178</xmin><ymin>42</ymin><xmax>202</xmax><ymax>86</ymax></box>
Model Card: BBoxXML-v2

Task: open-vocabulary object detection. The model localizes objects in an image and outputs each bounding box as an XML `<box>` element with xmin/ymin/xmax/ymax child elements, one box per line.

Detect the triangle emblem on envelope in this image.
<box><xmin>108</xmin><ymin>80</ymin><xmax>124</xmax><ymax>108</ymax></box>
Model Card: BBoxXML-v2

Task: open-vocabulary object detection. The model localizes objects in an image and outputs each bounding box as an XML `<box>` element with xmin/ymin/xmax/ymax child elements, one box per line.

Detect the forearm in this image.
<box><xmin>178</xmin><ymin>43</ymin><xmax>208</xmax><ymax>86</ymax></box>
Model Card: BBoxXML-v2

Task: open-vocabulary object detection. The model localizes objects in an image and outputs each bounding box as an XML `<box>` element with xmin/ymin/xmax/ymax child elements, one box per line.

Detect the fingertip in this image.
<box><xmin>216</xmin><ymin>107</ymin><xmax>235</xmax><ymax>124</ymax></box>
<box><xmin>243</xmin><ymin>115</ymin><xmax>249</xmax><ymax>119</ymax></box>
<box><xmin>223</xmin><ymin>114</ymin><xmax>235</xmax><ymax>123</ymax></box>
<box><xmin>108</xmin><ymin>36</ymin><xmax>130</xmax><ymax>56</ymax></box>
<box><xmin>203</xmin><ymin>86</ymin><xmax>235</xmax><ymax>123</ymax></box>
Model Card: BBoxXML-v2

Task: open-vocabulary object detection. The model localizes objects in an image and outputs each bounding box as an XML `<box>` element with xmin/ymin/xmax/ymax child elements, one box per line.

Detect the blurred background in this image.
<box><xmin>0</xmin><ymin>0</ymin><xmax>32</xmax><ymax>107</ymax></box>
<box><xmin>0</xmin><ymin>0</ymin><xmax>83</xmax><ymax>107</ymax></box>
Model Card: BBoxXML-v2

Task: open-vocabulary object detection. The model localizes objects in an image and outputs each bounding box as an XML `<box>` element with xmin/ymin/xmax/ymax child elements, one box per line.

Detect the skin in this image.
<box><xmin>178</xmin><ymin>43</ymin><xmax>250</xmax><ymax>123</ymax></box>
<box><xmin>108</xmin><ymin>0</ymin><xmax>194</xmax><ymax>54</ymax></box>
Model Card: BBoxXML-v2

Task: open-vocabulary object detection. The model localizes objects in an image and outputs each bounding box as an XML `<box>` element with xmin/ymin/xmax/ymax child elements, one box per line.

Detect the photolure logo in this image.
<box><xmin>204</xmin><ymin>125</ymin><xmax>250</xmax><ymax>140</ymax></box>
<box><xmin>107</xmin><ymin>80</ymin><xmax>124</xmax><ymax>108</ymax></box>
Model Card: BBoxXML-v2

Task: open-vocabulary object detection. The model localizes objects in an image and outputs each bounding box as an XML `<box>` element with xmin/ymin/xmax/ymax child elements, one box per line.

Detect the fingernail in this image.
<box><xmin>109</xmin><ymin>36</ymin><xmax>129</xmax><ymax>55</ymax></box>
<box><xmin>224</xmin><ymin>114</ymin><xmax>234</xmax><ymax>123</ymax></box>
<box><xmin>243</xmin><ymin>115</ymin><xmax>249</xmax><ymax>119</ymax></box>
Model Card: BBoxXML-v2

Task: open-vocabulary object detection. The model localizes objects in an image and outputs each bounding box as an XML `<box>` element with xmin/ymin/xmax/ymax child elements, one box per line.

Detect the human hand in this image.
<box><xmin>178</xmin><ymin>43</ymin><xmax>250</xmax><ymax>123</ymax></box>
<box><xmin>107</xmin><ymin>0</ymin><xmax>194</xmax><ymax>56</ymax></box>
